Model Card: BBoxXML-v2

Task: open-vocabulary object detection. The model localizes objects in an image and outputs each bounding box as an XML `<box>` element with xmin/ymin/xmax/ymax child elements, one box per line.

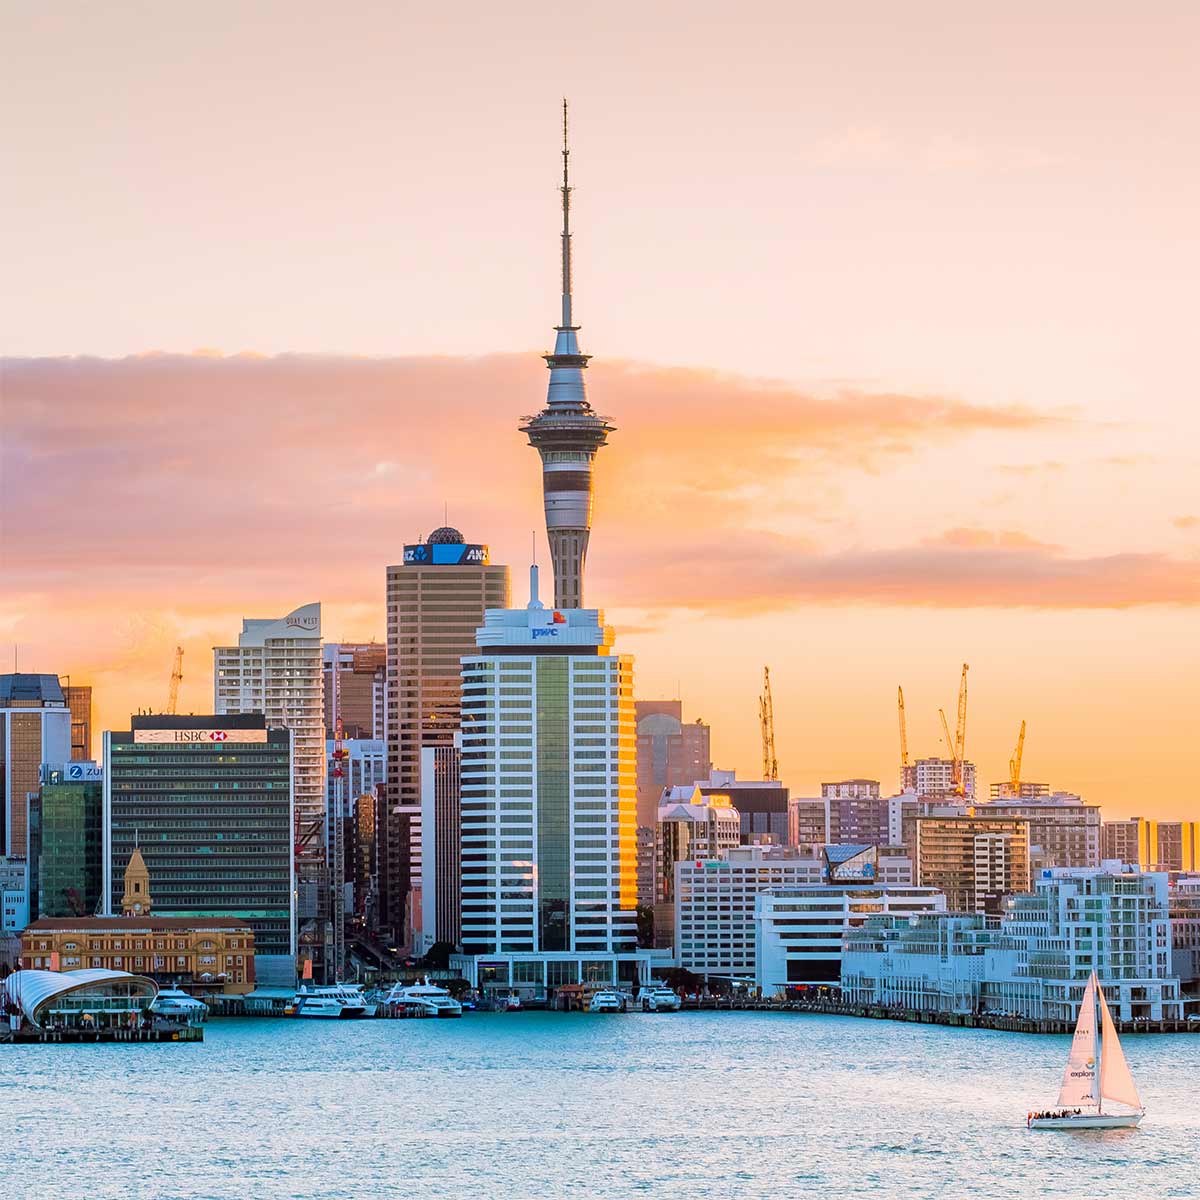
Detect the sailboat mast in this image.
<box><xmin>1094</xmin><ymin>973</ymin><xmax>1103</xmax><ymax>1114</ymax></box>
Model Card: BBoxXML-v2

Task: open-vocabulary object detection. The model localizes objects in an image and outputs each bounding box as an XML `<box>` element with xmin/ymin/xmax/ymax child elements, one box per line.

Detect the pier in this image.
<box><xmin>674</xmin><ymin>996</ymin><xmax>1200</xmax><ymax>1034</ymax></box>
<box><xmin>2</xmin><ymin>1024</ymin><xmax>203</xmax><ymax>1045</ymax></box>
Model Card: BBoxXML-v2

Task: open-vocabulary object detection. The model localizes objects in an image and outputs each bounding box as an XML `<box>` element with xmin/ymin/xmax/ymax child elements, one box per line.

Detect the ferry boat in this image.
<box><xmin>384</xmin><ymin>981</ymin><xmax>463</xmax><ymax>1018</ymax></box>
<box><xmin>588</xmin><ymin>990</ymin><xmax>627</xmax><ymax>1014</ymax></box>
<box><xmin>295</xmin><ymin>983</ymin><xmax>377</xmax><ymax>1019</ymax></box>
<box><xmin>639</xmin><ymin>987</ymin><xmax>681</xmax><ymax>1013</ymax></box>
<box><xmin>1027</xmin><ymin>972</ymin><xmax>1144</xmax><ymax>1130</ymax></box>
<box><xmin>150</xmin><ymin>987</ymin><xmax>209</xmax><ymax>1023</ymax></box>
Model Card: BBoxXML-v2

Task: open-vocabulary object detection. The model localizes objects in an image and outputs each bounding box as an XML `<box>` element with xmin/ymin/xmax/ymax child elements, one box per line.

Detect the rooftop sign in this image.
<box><xmin>133</xmin><ymin>729</ymin><xmax>269</xmax><ymax>744</ymax></box>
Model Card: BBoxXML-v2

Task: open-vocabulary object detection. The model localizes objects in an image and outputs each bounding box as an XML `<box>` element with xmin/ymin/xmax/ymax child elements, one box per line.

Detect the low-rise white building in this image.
<box><xmin>842</xmin><ymin>867</ymin><xmax>1186</xmax><ymax>1021</ymax></box>
<box><xmin>756</xmin><ymin>883</ymin><xmax>946</xmax><ymax>994</ymax></box>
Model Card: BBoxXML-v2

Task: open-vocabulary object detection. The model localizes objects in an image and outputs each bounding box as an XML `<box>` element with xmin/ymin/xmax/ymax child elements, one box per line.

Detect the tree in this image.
<box><xmin>663</xmin><ymin>967</ymin><xmax>702</xmax><ymax>997</ymax></box>
<box><xmin>420</xmin><ymin>941</ymin><xmax>455</xmax><ymax>971</ymax></box>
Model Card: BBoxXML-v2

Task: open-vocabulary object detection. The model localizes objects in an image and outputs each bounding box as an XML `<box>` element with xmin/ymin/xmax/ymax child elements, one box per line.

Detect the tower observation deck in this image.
<box><xmin>519</xmin><ymin>101</ymin><xmax>614</xmax><ymax>611</ymax></box>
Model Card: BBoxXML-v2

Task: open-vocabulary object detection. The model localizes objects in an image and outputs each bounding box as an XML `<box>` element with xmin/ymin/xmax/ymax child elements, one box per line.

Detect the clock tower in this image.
<box><xmin>121</xmin><ymin>846</ymin><xmax>152</xmax><ymax>917</ymax></box>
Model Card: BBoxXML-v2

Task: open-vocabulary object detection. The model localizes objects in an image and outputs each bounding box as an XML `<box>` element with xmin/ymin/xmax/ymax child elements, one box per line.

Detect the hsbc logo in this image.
<box><xmin>209</xmin><ymin>731</ymin><xmax>229</xmax><ymax>742</ymax></box>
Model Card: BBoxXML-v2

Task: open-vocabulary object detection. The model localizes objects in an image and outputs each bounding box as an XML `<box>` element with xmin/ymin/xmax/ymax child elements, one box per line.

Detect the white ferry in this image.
<box><xmin>384</xmin><ymin>981</ymin><xmax>463</xmax><ymax>1018</ymax></box>
<box><xmin>588</xmin><ymin>990</ymin><xmax>627</xmax><ymax>1014</ymax></box>
<box><xmin>639</xmin><ymin>987</ymin><xmax>681</xmax><ymax>1013</ymax></box>
<box><xmin>295</xmin><ymin>983</ymin><xmax>377</xmax><ymax>1019</ymax></box>
<box><xmin>150</xmin><ymin>987</ymin><xmax>209</xmax><ymax>1023</ymax></box>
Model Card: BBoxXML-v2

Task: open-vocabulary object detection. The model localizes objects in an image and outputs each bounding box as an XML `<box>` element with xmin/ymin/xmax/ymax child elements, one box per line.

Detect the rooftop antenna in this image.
<box><xmin>560</xmin><ymin>97</ymin><xmax>573</xmax><ymax>329</ymax></box>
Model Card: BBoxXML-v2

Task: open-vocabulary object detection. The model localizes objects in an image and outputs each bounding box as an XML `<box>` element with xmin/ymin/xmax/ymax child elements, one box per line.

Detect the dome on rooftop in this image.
<box><xmin>427</xmin><ymin>526</ymin><xmax>465</xmax><ymax>545</ymax></box>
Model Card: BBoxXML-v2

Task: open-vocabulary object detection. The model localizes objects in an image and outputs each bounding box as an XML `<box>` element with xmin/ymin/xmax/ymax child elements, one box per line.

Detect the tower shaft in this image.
<box><xmin>520</xmin><ymin>101</ymin><xmax>614</xmax><ymax>611</ymax></box>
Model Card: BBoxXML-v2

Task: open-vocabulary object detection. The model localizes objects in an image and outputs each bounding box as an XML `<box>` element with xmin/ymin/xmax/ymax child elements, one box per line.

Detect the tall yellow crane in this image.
<box><xmin>759</xmin><ymin>666</ymin><xmax>778</xmax><ymax>782</ymax></box>
<box><xmin>951</xmin><ymin>662</ymin><xmax>969</xmax><ymax>793</ymax></box>
<box><xmin>1009</xmin><ymin>720</ymin><xmax>1026</xmax><ymax>791</ymax></box>
<box><xmin>166</xmin><ymin>646</ymin><xmax>183</xmax><ymax>715</ymax></box>
<box><xmin>897</xmin><ymin>686</ymin><xmax>910</xmax><ymax>768</ymax></box>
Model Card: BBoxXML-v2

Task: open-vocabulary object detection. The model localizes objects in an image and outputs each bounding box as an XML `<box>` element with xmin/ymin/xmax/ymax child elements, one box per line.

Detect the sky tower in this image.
<box><xmin>519</xmin><ymin>101</ymin><xmax>614</xmax><ymax>610</ymax></box>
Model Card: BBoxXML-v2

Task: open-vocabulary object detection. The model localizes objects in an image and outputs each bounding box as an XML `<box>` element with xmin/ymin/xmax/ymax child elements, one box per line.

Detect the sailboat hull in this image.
<box><xmin>1028</xmin><ymin>1112</ymin><xmax>1143</xmax><ymax>1130</ymax></box>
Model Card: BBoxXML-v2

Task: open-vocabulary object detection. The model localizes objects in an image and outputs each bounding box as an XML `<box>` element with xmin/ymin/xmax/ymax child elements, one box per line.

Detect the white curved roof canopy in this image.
<box><xmin>3</xmin><ymin>969</ymin><xmax>157</xmax><ymax>1027</ymax></box>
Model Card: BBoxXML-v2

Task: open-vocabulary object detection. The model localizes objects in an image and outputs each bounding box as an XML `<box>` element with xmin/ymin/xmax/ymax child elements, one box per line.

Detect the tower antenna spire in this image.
<box><xmin>560</xmin><ymin>97</ymin><xmax>573</xmax><ymax>329</ymax></box>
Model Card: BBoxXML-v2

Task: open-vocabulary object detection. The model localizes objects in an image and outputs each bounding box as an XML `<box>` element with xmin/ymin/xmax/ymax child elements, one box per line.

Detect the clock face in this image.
<box><xmin>133</xmin><ymin>902</ymin><xmax>143</xmax><ymax>913</ymax></box>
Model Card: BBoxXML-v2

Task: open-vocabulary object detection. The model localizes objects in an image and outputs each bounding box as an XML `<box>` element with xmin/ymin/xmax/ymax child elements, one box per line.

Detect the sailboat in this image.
<box><xmin>1027</xmin><ymin>971</ymin><xmax>1144</xmax><ymax>1130</ymax></box>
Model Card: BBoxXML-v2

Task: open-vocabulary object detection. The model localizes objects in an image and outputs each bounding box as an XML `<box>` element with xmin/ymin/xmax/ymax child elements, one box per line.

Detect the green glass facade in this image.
<box><xmin>535</xmin><ymin>658</ymin><xmax>570</xmax><ymax>951</ymax></box>
<box><xmin>107</xmin><ymin>715</ymin><xmax>293</xmax><ymax>963</ymax></box>
<box><xmin>29</xmin><ymin>777</ymin><xmax>104</xmax><ymax>918</ymax></box>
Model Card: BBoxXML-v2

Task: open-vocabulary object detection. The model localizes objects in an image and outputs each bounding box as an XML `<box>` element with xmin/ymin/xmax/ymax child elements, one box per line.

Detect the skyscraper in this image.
<box><xmin>458</xmin><ymin>567</ymin><xmax>638</xmax><ymax>965</ymax></box>
<box><xmin>383</xmin><ymin>529</ymin><xmax>509</xmax><ymax>946</ymax></box>
<box><xmin>0</xmin><ymin>674</ymin><xmax>72</xmax><ymax>858</ymax></box>
<box><xmin>103</xmin><ymin>714</ymin><xmax>294</xmax><ymax>984</ymax></box>
<box><xmin>323</xmin><ymin>643</ymin><xmax>385</xmax><ymax>739</ymax></box>
<box><xmin>519</xmin><ymin>103</ymin><xmax>614</xmax><ymax>610</ymax></box>
<box><xmin>635</xmin><ymin>701</ymin><xmax>712</xmax><ymax>828</ymax></box>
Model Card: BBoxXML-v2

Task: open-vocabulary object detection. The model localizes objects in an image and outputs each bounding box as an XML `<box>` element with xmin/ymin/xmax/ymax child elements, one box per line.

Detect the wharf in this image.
<box><xmin>2</xmin><ymin>1024</ymin><xmax>203</xmax><ymax>1045</ymax></box>
<box><xmin>676</xmin><ymin>997</ymin><xmax>1200</xmax><ymax>1035</ymax></box>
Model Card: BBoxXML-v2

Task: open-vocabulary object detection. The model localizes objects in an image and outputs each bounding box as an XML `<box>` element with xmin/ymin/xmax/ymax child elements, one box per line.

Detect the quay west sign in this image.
<box><xmin>133</xmin><ymin>729</ymin><xmax>269</xmax><ymax>744</ymax></box>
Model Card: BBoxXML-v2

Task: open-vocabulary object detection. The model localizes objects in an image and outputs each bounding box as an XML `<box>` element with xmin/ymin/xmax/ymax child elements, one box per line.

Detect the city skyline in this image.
<box><xmin>3</xmin><ymin>5</ymin><xmax>1198</xmax><ymax>816</ymax></box>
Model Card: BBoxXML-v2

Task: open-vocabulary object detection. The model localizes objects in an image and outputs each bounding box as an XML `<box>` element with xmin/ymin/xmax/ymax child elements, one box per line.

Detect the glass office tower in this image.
<box><xmin>29</xmin><ymin>764</ymin><xmax>104</xmax><ymax>918</ymax></box>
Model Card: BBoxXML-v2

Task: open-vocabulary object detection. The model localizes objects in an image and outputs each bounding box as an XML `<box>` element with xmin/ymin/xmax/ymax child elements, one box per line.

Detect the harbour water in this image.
<box><xmin>3</xmin><ymin>1012</ymin><xmax>1196</xmax><ymax>1199</ymax></box>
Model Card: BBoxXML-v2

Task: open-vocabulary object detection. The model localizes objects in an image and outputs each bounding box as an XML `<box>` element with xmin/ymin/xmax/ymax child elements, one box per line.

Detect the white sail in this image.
<box><xmin>1098</xmin><ymin>984</ymin><xmax>1142</xmax><ymax>1111</ymax></box>
<box><xmin>1057</xmin><ymin>974</ymin><xmax>1099</xmax><ymax>1108</ymax></box>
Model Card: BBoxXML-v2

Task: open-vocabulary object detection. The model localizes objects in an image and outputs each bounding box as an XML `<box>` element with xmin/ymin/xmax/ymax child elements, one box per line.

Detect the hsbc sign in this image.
<box><xmin>134</xmin><ymin>728</ymin><xmax>269</xmax><ymax>744</ymax></box>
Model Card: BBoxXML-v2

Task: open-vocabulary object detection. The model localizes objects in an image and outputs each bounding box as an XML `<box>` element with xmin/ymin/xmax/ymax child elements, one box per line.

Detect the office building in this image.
<box><xmin>843</xmin><ymin>869</ymin><xmax>1184</xmax><ymax>1022</ymax></box>
<box><xmin>1170</xmin><ymin>875</ymin><xmax>1200</xmax><ymax>987</ymax></box>
<box><xmin>675</xmin><ymin>844</ymin><xmax>918</xmax><ymax>981</ymax></box>
<box><xmin>323</xmin><ymin>643</ymin><xmax>385</xmax><ymax>740</ymax></box>
<box><xmin>384</xmin><ymin>529</ymin><xmax>509</xmax><ymax>946</ymax></box>
<box><xmin>63</xmin><ymin>683</ymin><xmax>92</xmax><ymax>761</ymax></box>
<box><xmin>458</xmin><ymin>567</ymin><xmax>638</xmax><ymax>970</ymax></box>
<box><xmin>903</xmin><ymin>757</ymin><xmax>977</xmax><ymax>800</ymax></box>
<box><xmin>103</xmin><ymin>714</ymin><xmax>294</xmax><ymax>985</ymax></box>
<box><xmin>28</xmin><ymin>762</ymin><xmax>104</xmax><ymax>919</ymax></box>
<box><xmin>699</xmin><ymin>770</ymin><xmax>790</xmax><ymax>845</ymax></box>
<box><xmin>1101</xmin><ymin>818</ymin><xmax>1200</xmax><ymax>872</ymax></box>
<box><xmin>635</xmin><ymin>701</ymin><xmax>712</xmax><ymax>828</ymax></box>
<box><xmin>519</xmin><ymin>107</ymin><xmax>614</xmax><ymax>610</ymax></box>
<box><xmin>1</xmin><ymin>856</ymin><xmax>29</xmax><ymax>936</ymax></box>
<box><xmin>915</xmin><ymin>812</ymin><xmax>1031</xmax><ymax>912</ymax></box>
<box><xmin>654</xmin><ymin>786</ymin><xmax>741</xmax><ymax>948</ymax></box>
<box><xmin>755</xmin><ymin>878</ymin><xmax>945</xmax><ymax>994</ymax></box>
<box><xmin>420</xmin><ymin>741</ymin><xmax>462</xmax><ymax>951</ymax></box>
<box><xmin>1</xmin><ymin>673</ymin><xmax>72</xmax><ymax>858</ymax></box>
<box><xmin>351</xmin><ymin>791</ymin><xmax>378</xmax><ymax>926</ymax></box>
<box><xmin>982</xmin><ymin>793</ymin><xmax>1100</xmax><ymax>871</ymax></box>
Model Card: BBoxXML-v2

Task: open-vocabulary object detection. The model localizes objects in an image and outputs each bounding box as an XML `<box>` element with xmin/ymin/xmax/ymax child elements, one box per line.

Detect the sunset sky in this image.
<box><xmin>2</xmin><ymin>4</ymin><xmax>1197</xmax><ymax>816</ymax></box>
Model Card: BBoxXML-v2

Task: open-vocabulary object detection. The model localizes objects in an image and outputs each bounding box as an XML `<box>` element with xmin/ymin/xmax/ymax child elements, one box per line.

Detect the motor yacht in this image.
<box><xmin>383</xmin><ymin>981</ymin><xmax>463</xmax><ymax>1018</ymax></box>
<box><xmin>588</xmin><ymin>990</ymin><xmax>627</xmax><ymax>1014</ymax></box>
<box><xmin>295</xmin><ymin>983</ymin><xmax>377</xmax><ymax>1019</ymax></box>
<box><xmin>639</xmin><ymin>987</ymin><xmax>681</xmax><ymax>1013</ymax></box>
<box><xmin>150</xmin><ymin>987</ymin><xmax>209</xmax><ymax>1023</ymax></box>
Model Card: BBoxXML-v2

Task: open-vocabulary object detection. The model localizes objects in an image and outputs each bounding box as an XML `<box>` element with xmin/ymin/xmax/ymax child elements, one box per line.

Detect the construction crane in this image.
<box><xmin>166</xmin><ymin>646</ymin><xmax>183</xmax><ymax>715</ymax></box>
<box><xmin>1009</xmin><ymin>720</ymin><xmax>1026</xmax><ymax>791</ymax></box>
<box><xmin>759</xmin><ymin>666</ymin><xmax>778</xmax><ymax>782</ymax></box>
<box><xmin>952</xmin><ymin>663</ymin><xmax>969</xmax><ymax>793</ymax></box>
<box><xmin>898</xmin><ymin>686</ymin><xmax>910</xmax><ymax>778</ymax></box>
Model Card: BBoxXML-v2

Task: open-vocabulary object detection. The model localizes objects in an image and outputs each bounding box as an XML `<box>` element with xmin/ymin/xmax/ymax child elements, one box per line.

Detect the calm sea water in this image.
<box><xmin>2</xmin><ymin>1012</ymin><xmax>1196</xmax><ymax>1199</ymax></box>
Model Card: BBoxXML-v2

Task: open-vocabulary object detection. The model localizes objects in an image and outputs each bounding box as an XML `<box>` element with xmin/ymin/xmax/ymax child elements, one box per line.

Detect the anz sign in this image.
<box><xmin>404</xmin><ymin>543</ymin><xmax>490</xmax><ymax>566</ymax></box>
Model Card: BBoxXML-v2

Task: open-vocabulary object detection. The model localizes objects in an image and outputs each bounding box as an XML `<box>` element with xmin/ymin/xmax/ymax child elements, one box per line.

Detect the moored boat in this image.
<box><xmin>588</xmin><ymin>990</ymin><xmax>626</xmax><ymax>1014</ymax></box>
<box><xmin>1027</xmin><ymin>972</ymin><xmax>1144</xmax><ymax>1130</ymax></box>
<box><xmin>150</xmin><ymin>987</ymin><xmax>209</xmax><ymax>1024</ymax></box>
<box><xmin>295</xmin><ymin>983</ymin><xmax>377</xmax><ymax>1019</ymax></box>
<box><xmin>383</xmin><ymin>980</ymin><xmax>463</xmax><ymax>1018</ymax></box>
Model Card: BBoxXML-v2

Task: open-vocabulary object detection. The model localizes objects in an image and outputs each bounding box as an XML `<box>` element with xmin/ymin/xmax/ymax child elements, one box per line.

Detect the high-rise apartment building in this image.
<box><xmin>519</xmin><ymin>105</ymin><xmax>613</xmax><ymax>610</ymax></box>
<box><xmin>1</xmin><ymin>674</ymin><xmax>72</xmax><ymax>857</ymax></box>
<box><xmin>822</xmin><ymin>779</ymin><xmax>891</xmax><ymax>845</ymax></box>
<box><xmin>383</xmin><ymin>530</ymin><xmax>509</xmax><ymax>946</ymax></box>
<box><xmin>903</xmin><ymin>757</ymin><xmax>977</xmax><ymax>800</ymax></box>
<box><xmin>635</xmin><ymin>701</ymin><xmax>712</xmax><ymax>828</ymax></box>
<box><xmin>29</xmin><ymin>762</ymin><xmax>104</xmax><ymax>918</ymax></box>
<box><xmin>213</xmin><ymin>604</ymin><xmax>324</xmax><ymax>831</ymax></box>
<box><xmin>323</xmin><ymin>643</ymin><xmax>385</xmax><ymax>739</ymax></box>
<box><xmin>982</xmin><ymin>793</ymin><xmax>1100</xmax><ymax>871</ymax></box>
<box><xmin>915</xmin><ymin>813</ymin><xmax>1031</xmax><ymax>912</ymax></box>
<box><xmin>1101</xmin><ymin>818</ymin><xmax>1200</xmax><ymax>872</ymax></box>
<box><xmin>103</xmin><ymin>714</ymin><xmax>294</xmax><ymax>984</ymax></box>
<box><xmin>458</xmin><ymin>569</ymin><xmax>637</xmax><ymax>963</ymax></box>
